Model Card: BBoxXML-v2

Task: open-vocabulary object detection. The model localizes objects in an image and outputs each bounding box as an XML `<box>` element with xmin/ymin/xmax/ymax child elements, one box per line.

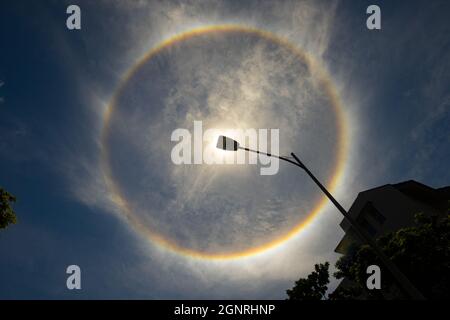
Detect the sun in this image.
<box><xmin>100</xmin><ymin>24</ymin><xmax>348</xmax><ymax>260</ymax></box>
<box><xmin>204</xmin><ymin>129</ymin><xmax>241</xmax><ymax>164</ymax></box>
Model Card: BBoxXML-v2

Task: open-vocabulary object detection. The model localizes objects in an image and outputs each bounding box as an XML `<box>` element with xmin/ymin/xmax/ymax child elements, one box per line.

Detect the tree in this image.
<box><xmin>333</xmin><ymin>213</ymin><xmax>449</xmax><ymax>299</ymax></box>
<box><xmin>0</xmin><ymin>187</ymin><xmax>17</xmax><ymax>229</ymax></box>
<box><xmin>286</xmin><ymin>262</ymin><xmax>330</xmax><ymax>300</ymax></box>
<box><xmin>287</xmin><ymin>212</ymin><xmax>450</xmax><ymax>300</ymax></box>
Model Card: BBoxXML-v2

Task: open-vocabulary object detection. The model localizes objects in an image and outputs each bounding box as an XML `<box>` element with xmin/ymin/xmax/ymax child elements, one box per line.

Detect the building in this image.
<box><xmin>333</xmin><ymin>180</ymin><xmax>449</xmax><ymax>297</ymax></box>
<box><xmin>335</xmin><ymin>180</ymin><xmax>450</xmax><ymax>255</ymax></box>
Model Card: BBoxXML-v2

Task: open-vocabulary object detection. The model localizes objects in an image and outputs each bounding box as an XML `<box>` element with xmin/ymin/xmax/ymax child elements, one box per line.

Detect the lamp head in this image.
<box><xmin>216</xmin><ymin>135</ymin><xmax>239</xmax><ymax>151</ymax></box>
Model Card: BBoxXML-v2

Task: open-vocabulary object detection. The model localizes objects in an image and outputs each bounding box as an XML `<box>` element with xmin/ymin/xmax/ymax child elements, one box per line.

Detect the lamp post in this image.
<box><xmin>216</xmin><ymin>135</ymin><xmax>425</xmax><ymax>300</ymax></box>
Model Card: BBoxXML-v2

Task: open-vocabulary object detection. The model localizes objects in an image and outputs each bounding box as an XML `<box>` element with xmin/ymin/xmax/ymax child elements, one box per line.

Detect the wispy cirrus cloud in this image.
<box><xmin>58</xmin><ymin>0</ymin><xmax>450</xmax><ymax>299</ymax></box>
<box><xmin>57</xmin><ymin>0</ymin><xmax>348</xmax><ymax>299</ymax></box>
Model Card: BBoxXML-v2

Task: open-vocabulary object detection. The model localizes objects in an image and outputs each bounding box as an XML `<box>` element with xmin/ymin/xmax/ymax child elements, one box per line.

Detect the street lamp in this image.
<box><xmin>216</xmin><ymin>135</ymin><xmax>425</xmax><ymax>300</ymax></box>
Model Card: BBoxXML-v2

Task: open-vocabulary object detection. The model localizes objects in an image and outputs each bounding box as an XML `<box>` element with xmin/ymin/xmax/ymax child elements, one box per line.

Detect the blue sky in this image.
<box><xmin>0</xmin><ymin>0</ymin><xmax>449</xmax><ymax>299</ymax></box>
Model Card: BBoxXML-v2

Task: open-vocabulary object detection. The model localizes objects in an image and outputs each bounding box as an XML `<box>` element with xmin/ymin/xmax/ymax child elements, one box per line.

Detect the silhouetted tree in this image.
<box><xmin>287</xmin><ymin>212</ymin><xmax>450</xmax><ymax>300</ymax></box>
<box><xmin>286</xmin><ymin>262</ymin><xmax>330</xmax><ymax>300</ymax></box>
<box><xmin>0</xmin><ymin>187</ymin><xmax>17</xmax><ymax>229</ymax></box>
<box><xmin>331</xmin><ymin>213</ymin><xmax>450</xmax><ymax>299</ymax></box>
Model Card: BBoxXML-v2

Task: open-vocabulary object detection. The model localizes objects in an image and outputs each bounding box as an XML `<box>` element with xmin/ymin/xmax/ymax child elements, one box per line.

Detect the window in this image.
<box><xmin>364</xmin><ymin>202</ymin><xmax>386</xmax><ymax>225</ymax></box>
<box><xmin>357</xmin><ymin>216</ymin><xmax>377</xmax><ymax>236</ymax></box>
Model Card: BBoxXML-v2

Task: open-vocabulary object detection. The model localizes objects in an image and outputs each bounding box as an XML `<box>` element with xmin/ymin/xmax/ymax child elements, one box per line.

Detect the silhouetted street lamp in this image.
<box><xmin>216</xmin><ymin>135</ymin><xmax>425</xmax><ymax>300</ymax></box>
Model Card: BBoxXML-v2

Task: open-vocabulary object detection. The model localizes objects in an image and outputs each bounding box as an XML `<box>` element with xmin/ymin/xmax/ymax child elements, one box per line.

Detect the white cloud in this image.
<box><xmin>64</xmin><ymin>0</ymin><xmax>353</xmax><ymax>298</ymax></box>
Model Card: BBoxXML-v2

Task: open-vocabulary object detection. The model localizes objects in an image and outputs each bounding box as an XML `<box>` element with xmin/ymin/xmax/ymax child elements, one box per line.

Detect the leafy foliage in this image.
<box><xmin>332</xmin><ymin>213</ymin><xmax>449</xmax><ymax>299</ymax></box>
<box><xmin>0</xmin><ymin>187</ymin><xmax>17</xmax><ymax>229</ymax></box>
<box><xmin>287</xmin><ymin>212</ymin><xmax>450</xmax><ymax>300</ymax></box>
<box><xmin>286</xmin><ymin>262</ymin><xmax>330</xmax><ymax>300</ymax></box>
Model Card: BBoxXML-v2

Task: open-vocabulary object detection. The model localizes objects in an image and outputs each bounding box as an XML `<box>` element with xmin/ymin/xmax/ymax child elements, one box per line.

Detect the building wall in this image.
<box><xmin>335</xmin><ymin>184</ymin><xmax>442</xmax><ymax>254</ymax></box>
